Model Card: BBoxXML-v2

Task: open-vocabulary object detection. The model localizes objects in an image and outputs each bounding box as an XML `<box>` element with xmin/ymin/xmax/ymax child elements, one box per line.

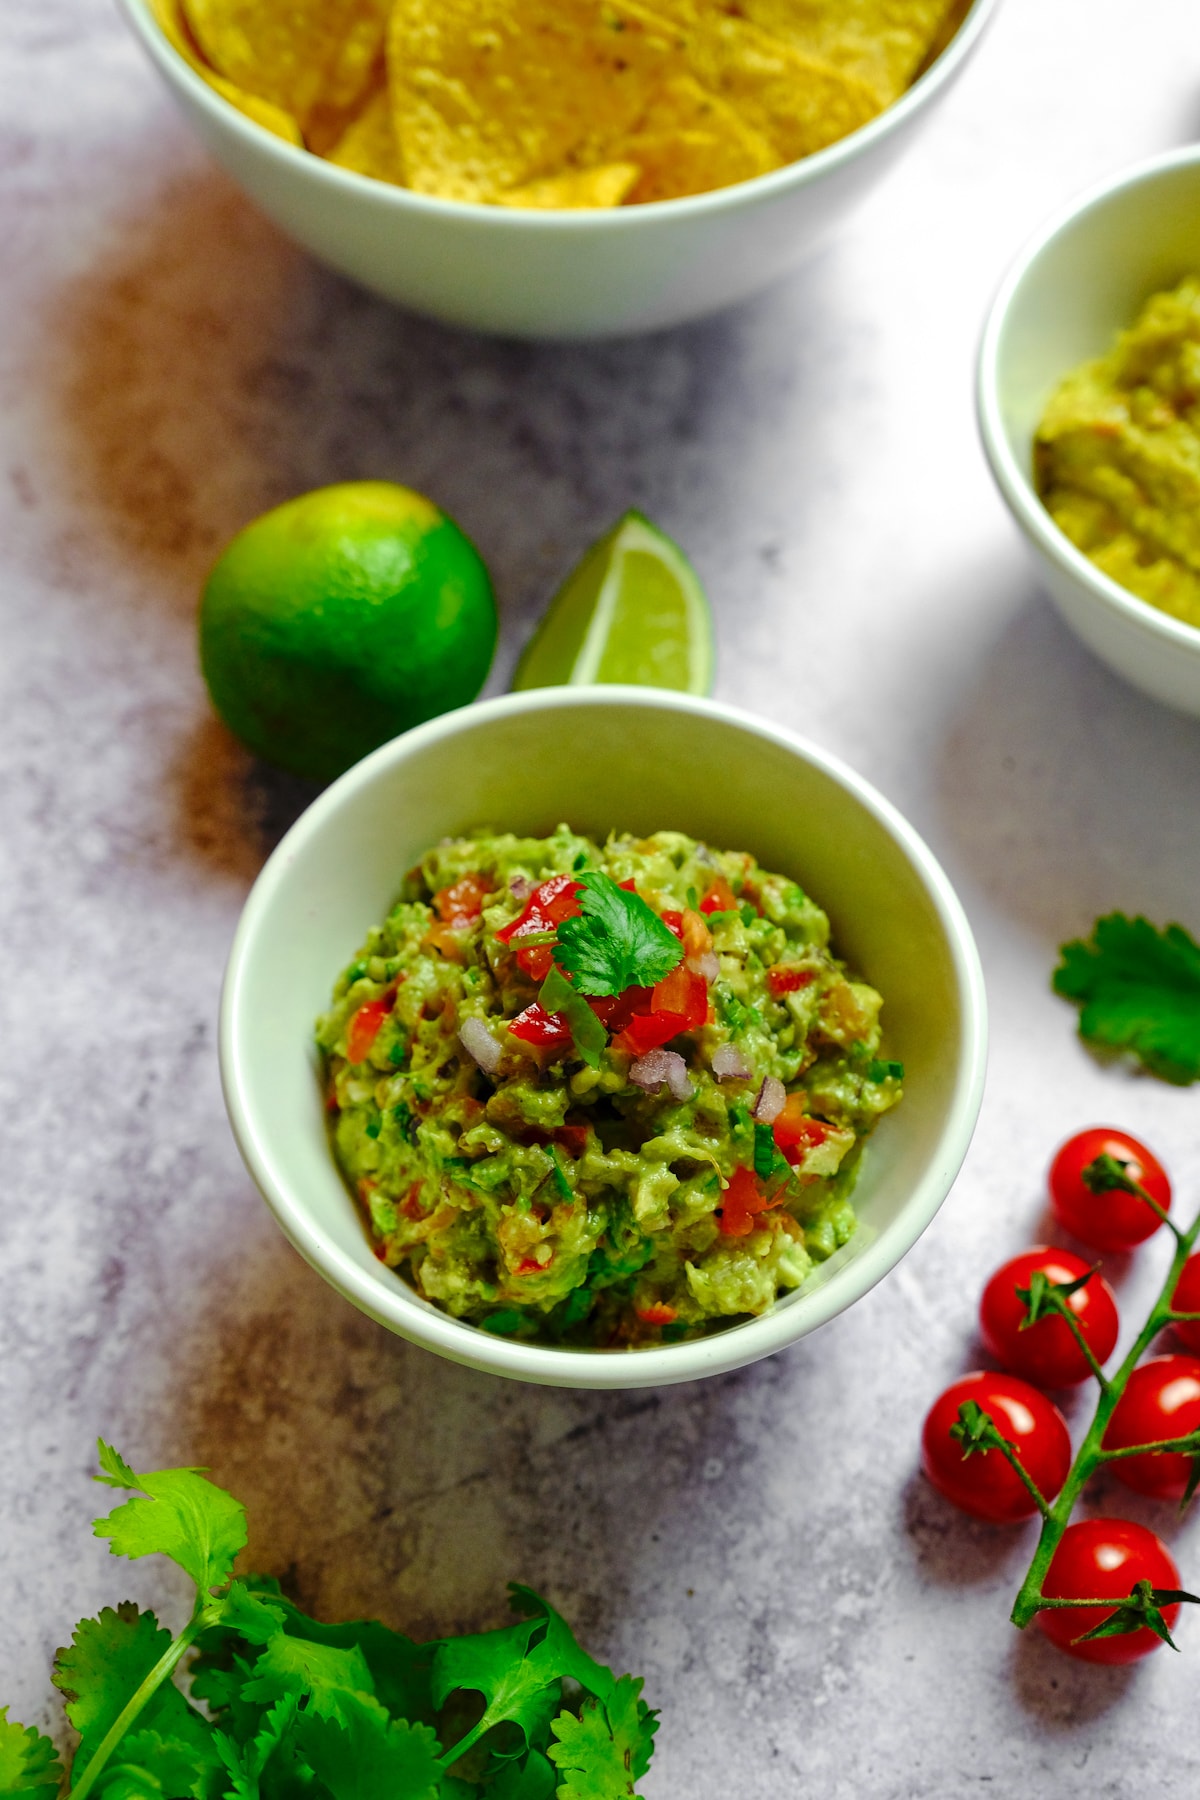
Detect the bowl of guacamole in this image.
<box><xmin>978</xmin><ymin>146</ymin><xmax>1200</xmax><ymax>717</ymax></box>
<box><xmin>317</xmin><ymin>825</ymin><xmax>904</xmax><ymax>1348</ymax></box>
<box><xmin>221</xmin><ymin>688</ymin><xmax>986</xmax><ymax>1388</ymax></box>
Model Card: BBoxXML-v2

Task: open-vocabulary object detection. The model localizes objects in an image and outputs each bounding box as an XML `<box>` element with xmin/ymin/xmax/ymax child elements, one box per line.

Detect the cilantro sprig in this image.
<box><xmin>554</xmin><ymin>874</ymin><xmax>682</xmax><ymax>998</ymax></box>
<box><xmin>1053</xmin><ymin>912</ymin><xmax>1200</xmax><ymax>1084</ymax></box>
<box><xmin>7</xmin><ymin>1447</ymin><xmax>657</xmax><ymax>1800</ymax></box>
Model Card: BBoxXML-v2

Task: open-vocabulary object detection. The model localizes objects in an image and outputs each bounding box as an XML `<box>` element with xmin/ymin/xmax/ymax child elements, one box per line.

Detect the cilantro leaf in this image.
<box><xmin>240</xmin><ymin>1635</ymin><xmax>377</xmax><ymax>1725</ymax></box>
<box><xmin>537</xmin><ymin>967</ymin><xmax>607</xmax><ymax>1069</ymax></box>
<box><xmin>546</xmin><ymin>1676</ymin><xmax>658</xmax><ymax>1800</ymax></box>
<box><xmin>487</xmin><ymin>1748</ymin><xmax>557</xmax><ymax>1800</ymax></box>
<box><xmin>292</xmin><ymin>1694</ymin><xmax>443</xmax><ymax>1800</ymax></box>
<box><xmin>554</xmin><ymin>875</ymin><xmax>682</xmax><ymax>998</ymax></box>
<box><xmin>1053</xmin><ymin>912</ymin><xmax>1200</xmax><ymax>1084</ymax></box>
<box><xmin>95</xmin><ymin>1727</ymin><xmax>219</xmax><ymax>1800</ymax></box>
<box><xmin>53</xmin><ymin>1605</ymin><xmax>219</xmax><ymax>1787</ymax></box>
<box><xmin>93</xmin><ymin>1443</ymin><xmax>247</xmax><ymax>1594</ymax></box>
<box><xmin>0</xmin><ymin>1709</ymin><xmax>62</xmax><ymax>1800</ymax></box>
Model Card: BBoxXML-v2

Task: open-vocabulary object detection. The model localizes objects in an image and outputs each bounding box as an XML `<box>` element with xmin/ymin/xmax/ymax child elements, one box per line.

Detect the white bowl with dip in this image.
<box><xmin>977</xmin><ymin>146</ymin><xmax>1200</xmax><ymax>717</ymax></box>
<box><xmin>116</xmin><ymin>0</ymin><xmax>999</xmax><ymax>340</ymax></box>
<box><xmin>220</xmin><ymin>687</ymin><xmax>987</xmax><ymax>1389</ymax></box>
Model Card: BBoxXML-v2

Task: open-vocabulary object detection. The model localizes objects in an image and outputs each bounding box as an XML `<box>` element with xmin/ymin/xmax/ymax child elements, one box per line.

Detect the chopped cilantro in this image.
<box><xmin>388</xmin><ymin>1041</ymin><xmax>408</xmax><ymax>1067</ymax></box>
<box><xmin>538</xmin><ymin>966</ymin><xmax>607</xmax><ymax>1068</ymax></box>
<box><xmin>686</xmin><ymin>886</ymin><xmax>699</xmax><ymax>910</ymax></box>
<box><xmin>548</xmin><ymin>1144</ymin><xmax>573</xmax><ymax>1201</ymax></box>
<box><xmin>365</xmin><ymin>1115</ymin><xmax>382</xmax><ymax>1140</ymax></box>
<box><xmin>554</xmin><ymin>872</ymin><xmax>683</xmax><ymax>997</ymax></box>
<box><xmin>1053</xmin><ymin>912</ymin><xmax>1200</xmax><ymax>1084</ymax></box>
<box><xmin>392</xmin><ymin>1102</ymin><xmax>419</xmax><ymax>1145</ymax></box>
<box><xmin>4</xmin><ymin>1447</ymin><xmax>658</xmax><ymax>1800</ymax></box>
<box><xmin>479</xmin><ymin>1309</ymin><xmax>526</xmax><ymax>1337</ymax></box>
<box><xmin>867</xmin><ymin>1059</ymin><xmax>904</xmax><ymax>1084</ymax></box>
<box><xmin>740</xmin><ymin>904</ymin><xmax>757</xmax><ymax>927</ymax></box>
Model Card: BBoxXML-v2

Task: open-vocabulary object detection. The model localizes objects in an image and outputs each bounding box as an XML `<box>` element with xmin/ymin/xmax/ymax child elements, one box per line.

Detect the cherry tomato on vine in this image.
<box><xmin>1172</xmin><ymin>1254</ymin><xmax>1200</xmax><ymax>1355</ymax></box>
<box><xmin>921</xmin><ymin>1372</ymin><xmax>1072</xmax><ymax>1523</ymax></box>
<box><xmin>979</xmin><ymin>1246</ymin><xmax>1119</xmax><ymax>1389</ymax></box>
<box><xmin>1048</xmin><ymin>1128</ymin><xmax>1171</xmax><ymax>1252</ymax></box>
<box><xmin>1037</xmin><ymin>1519</ymin><xmax>1183</xmax><ymax>1663</ymax></box>
<box><xmin>1103</xmin><ymin>1354</ymin><xmax>1200</xmax><ymax>1501</ymax></box>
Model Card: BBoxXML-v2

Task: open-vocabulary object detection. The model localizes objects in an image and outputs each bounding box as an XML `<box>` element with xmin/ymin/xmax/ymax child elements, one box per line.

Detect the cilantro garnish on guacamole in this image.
<box><xmin>316</xmin><ymin>826</ymin><xmax>904</xmax><ymax>1347</ymax></box>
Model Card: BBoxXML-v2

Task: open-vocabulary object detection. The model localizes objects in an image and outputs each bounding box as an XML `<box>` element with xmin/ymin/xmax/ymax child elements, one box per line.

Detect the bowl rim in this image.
<box><xmin>976</xmin><ymin>142</ymin><xmax>1200</xmax><ymax>658</ymax></box>
<box><xmin>219</xmin><ymin>686</ymin><xmax>988</xmax><ymax>1388</ymax></box>
<box><xmin>118</xmin><ymin>0</ymin><xmax>1001</xmax><ymax>230</ymax></box>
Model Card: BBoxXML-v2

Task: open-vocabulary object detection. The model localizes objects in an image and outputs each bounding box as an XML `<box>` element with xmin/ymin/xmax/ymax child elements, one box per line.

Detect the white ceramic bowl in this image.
<box><xmin>978</xmin><ymin>147</ymin><xmax>1200</xmax><ymax>717</ymax></box>
<box><xmin>117</xmin><ymin>0</ymin><xmax>999</xmax><ymax>339</ymax></box>
<box><xmin>220</xmin><ymin>688</ymin><xmax>987</xmax><ymax>1388</ymax></box>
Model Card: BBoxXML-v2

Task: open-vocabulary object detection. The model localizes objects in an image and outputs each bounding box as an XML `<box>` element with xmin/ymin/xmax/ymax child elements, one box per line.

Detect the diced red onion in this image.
<box><xmin>688</xmin><ymin>950</ymin><xmax>720</xmax><ymax>983</ymax></box>
<box><xmin>711</xmin><ymin>1043</ymin><xmax>752</xmax><ymax>1082</ymax></box>
<box><xmin>752</xmin><ymin>1076</ymin><xmax>786</xmax><ymax>1124</ymax></box>
<box><xmin>630</xmin><ymin>1048</ymin><xmax>693</xmax><ymax>1102</ymax></box>
<box><xmin>509</xmin><ymin>874</ymin><xmax>534</xmax><ymax>901</ymax></box>
<box><xmin>459</xmin><ymin>1016</ymin><xmax>503</xmax><ymax>1076</ymax></box>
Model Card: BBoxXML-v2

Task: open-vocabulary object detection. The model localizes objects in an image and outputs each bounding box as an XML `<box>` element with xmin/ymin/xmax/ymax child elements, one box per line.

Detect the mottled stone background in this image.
<box><xmin>3</xmin><ymin>1</ymin><xmax>1200</xmax><ymax>1793</ymax></box>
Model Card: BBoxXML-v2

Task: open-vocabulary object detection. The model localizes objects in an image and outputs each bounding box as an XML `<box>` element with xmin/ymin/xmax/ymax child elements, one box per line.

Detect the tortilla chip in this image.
<box><xmin>325</xmin><ymin>86</ymin><xmax>406</xmax><ymax>183</ymax></box>
<box><xmin>180</xmin><ymin>0</ymin><xmax>389</xmax><ymax>137</ymax></box>
<box><xmin>622</xmin><ymin>72</ymin><xmax>778</xmax><ymax>202</ymax></box>
<box><xmin>149</xmin><ymin>0</ymin><xmax>303</xmax><ymax>143</ymax></box>
<box><xmin>497</xmin><ymin>164</ymin><xmax>641</xmax><ymax>208</ymax></box>
<box><xmin>700</xmin><ymin>0</ymin><xmax>963</xmax><ymax>106</ymax></box>
<box><xmin>616</xmin><ymin>3</ymin><xmax>882</xmax><ymax>163</ymax></box>
<box><xmin>389</xmin><ymin>0</ymin><xmax>677</xmax><ymax>203</ymax></box>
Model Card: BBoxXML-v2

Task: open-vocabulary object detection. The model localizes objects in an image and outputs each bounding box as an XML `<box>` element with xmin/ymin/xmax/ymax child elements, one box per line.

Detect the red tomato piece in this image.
<box><xmin>660</xmin><ymin>910</ymin><xmax>685</xmax><ymax>939</ymax></box>
<box><xmin>921</xmin><ymin>1371</ymin><xmax>1072</xmax><ymax>1523</ymax></box>
<box><xmin>651</xmin><ymin>963</ymin><xmax>707</xmax><ymax>1026</ymax></box>
<box><xmin>1048</xmin><ymin>1128</ymin><xmax>1171</xmax><ymax>1252</ymax></box>
<box><xmin>1103</xmin><ymin>1354</ymin><xmax>1200</xmax><ymax>1500</ymax></box>
<box><xmin>612</xmin><ymin>1009</ymin><xmax>687</xmax><ymax>1056</ymax></box>
<box><xmin>699</xmin><ymin>875</ymin><xmax>738</xmax><ymax>915</ymax></box>
<box><xmin>979</xmin><ymin>1246</ymin><xmax>1119</xmax><ymax>1389</ymax></box>
<box><xmin>508</xmin><ymin>1003</ymin><xmax>572</xmax><ymax>1050</ymax></box>
<box><xmin>771</xmin><ymin>1094</ymin><xmax>831</xmax><ymax>1166</ymax></box>
<box><xmin>636</xmin><ymin>1302</ymin><xmax>678</xmax><ymax>1325</ymax></box>
<box><xmin>434</xmin><ymin>872</ymin><xmax>491</xmax><ymax>924</ymax></box>
<box><xmin>1172</xmin><ymin>1254</ymin><xmax>1200</xmax><ymax>1354</ymax></box>
<box><xmin>717</xmin><ymin>1164</ymin><xmax>784</xmax><ymax>1238</ymax></box>
<box><xmin>496</xmin><ymin>874</ymin><xmax>582</xmax><ymax>942</ymax></box>
<box><xmin>346</xmin><ymin>997</ymin><xmax>391</xmax><ymax>1064</ymax></box>
<box><xmin>767</xmin><ymin>965</ymin><xmax>815</xmax><ymax>998</ymax></box>
<box><xmin>1038</xmin><ymin>1519</ymin><xmax>1182</xmax><ymax>1663</ymax></box>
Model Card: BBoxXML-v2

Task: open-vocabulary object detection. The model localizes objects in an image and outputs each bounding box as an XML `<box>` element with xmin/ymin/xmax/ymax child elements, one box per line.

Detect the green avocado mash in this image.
<box><xmin>1034</xmin><ymin>276</ymin><xmax>1200</xmax><ymax>629</ymax></box>
<box><xmin>316</xmin><ymin>826</ymin><xmax>903</xmax><ymax>1348</ymax></box>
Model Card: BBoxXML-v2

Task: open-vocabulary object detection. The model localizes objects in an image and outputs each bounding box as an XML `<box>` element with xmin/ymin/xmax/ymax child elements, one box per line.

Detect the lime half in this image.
<box><xmin>513</xmin><ymin>510</ymin><xmax>714</xmax><ymax>693</ymax></box>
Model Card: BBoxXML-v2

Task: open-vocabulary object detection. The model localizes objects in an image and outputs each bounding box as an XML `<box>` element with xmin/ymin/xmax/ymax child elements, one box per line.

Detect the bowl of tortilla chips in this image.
<box><xmin>120</xmin><ymin>0</ymin><xmax>998</xmax><ymax>338</ymax></box>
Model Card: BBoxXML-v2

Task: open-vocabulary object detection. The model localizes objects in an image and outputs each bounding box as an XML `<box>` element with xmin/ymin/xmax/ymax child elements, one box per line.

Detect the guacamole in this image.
<box><xmin>1034</xmin><ymin>276</ymin><xmax>1200</xmax><ymax>629</ymax></box>
<box><xmin>316</xmin><ymin>826</ymin><xmax>903</xmax><ymax>1347</ymax></box>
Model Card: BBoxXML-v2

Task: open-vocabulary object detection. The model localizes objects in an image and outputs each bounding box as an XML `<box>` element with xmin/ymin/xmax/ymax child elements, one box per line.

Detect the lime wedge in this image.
<box><xmin>513</xmin><ymin>510</ymin><xmax>714</xmax><ymax>693</ymax></box>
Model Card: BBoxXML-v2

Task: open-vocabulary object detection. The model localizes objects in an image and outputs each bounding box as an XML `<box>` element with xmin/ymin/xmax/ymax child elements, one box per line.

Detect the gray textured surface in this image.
<box><xmin>4</xmin><ymin>0</ymin><xmax>1200</xmax><ymax>1792</ymax></box>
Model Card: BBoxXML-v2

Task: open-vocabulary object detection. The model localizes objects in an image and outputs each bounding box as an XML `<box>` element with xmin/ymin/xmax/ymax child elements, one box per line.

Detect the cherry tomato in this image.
<box><xmin>1172</xmin><ymin>1254</ymin><xmax>1200</xmax><ymax>1354</ymax></box>
<box><xmin>979</xmin><ymin>1246</ymin><xmax>1119</xmax><ymax>1389</ymax></box>
<box><xmin>1037</xmin><ymin>1518</ymin><xmax>1182</xmax><ymax>1663</ymax></box>
<box><xmin>921</xmin><ymin>1372</ymin><xmax>1072</xmax><ymax>1523</ymax></box>
<box><xmin>1048</xmin><ymin>1128</ymin><xmax>1171</xmax><ymax>1252</ymax></box>
<box><xmin>1103</xmin><ymin>1354</ymin><xmax>1200</xmax><ymax>1500</ymax></box>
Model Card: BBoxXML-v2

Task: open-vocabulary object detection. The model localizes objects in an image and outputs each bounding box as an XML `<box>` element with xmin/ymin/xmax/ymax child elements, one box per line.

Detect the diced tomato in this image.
<box><xmin>772</xmin><ymin>1095</ymin><xmax>831</xmax><ymax>1166</ymax></box>
<box><xmin>652</xmin><ymin>963</ymin><xmax>707</xmax><ymax>1026</ymax></box>
<box><xmin>717</xmin><ymin>1164</ymin><xmax>784</xmax><ymax>1238</ymax></box>
<box><xmin>434</xmin><ymin>871</ymin><xmax>491</xmax><ymax>925</ymax></box>
<box><xmin>612</xmin><ymin>1009</ymin><xmax>687</xmax><ymax>1056</ymax></box>
<box><xmin>681</xmin><ymin>908</ymin><xmax>713</xmax><ymax>960</ymax></box>
<box><xmin>401</xmin><ymin>1182</ymin><xmax>425</xmax><ymax>1220</ymax></box>
<box><xmin>661</xmin><ymin>910</ymin><xmax>685</xmax><ymax>939</ymax></box>
<box><xmin>515</xmin><ymin>1256</ymin><xmax>546</xmax><ymax>1276</ymax></box>
<box><xmin>508</xmin><ymin>1002</ymin><xmax>573</xmax><ymax>1050</ymax></box>
<box><xmin>767</xmin><ymin>965</ymin><xmax>815</xmax><ymax>998</ymax></box>
<box><xmin>636</xmin><ymin>1302</ymin><xmax>678</xmax><ymax>1325</ymax></box>
<box><xmin>700</xmin><ymin>875</ymin><xmax>738</xmax><ymax>915</ymax></box>
<box><xmin>588</xmin><ymin>987</ymin><xmax>652</xmax><ymax>1032</ymax></box>
<box><xmin>516</xmin><ymin>943</ymin><xmax>555</xmax><ymax>981</ymax></box>
<box><xmin>347</xmin><ymin>997</ymin><xmax>391</xmax><ymax>1064</ymax></box>
<box><xmin>554</xmin><ymin>1124</ymin><xmax>591</xmax><ymax>1157</ymax></box>
<box><xmin>496</xmin><ymin>874</ymin><xmax>582</xmax><ymax>944</ymax></box>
